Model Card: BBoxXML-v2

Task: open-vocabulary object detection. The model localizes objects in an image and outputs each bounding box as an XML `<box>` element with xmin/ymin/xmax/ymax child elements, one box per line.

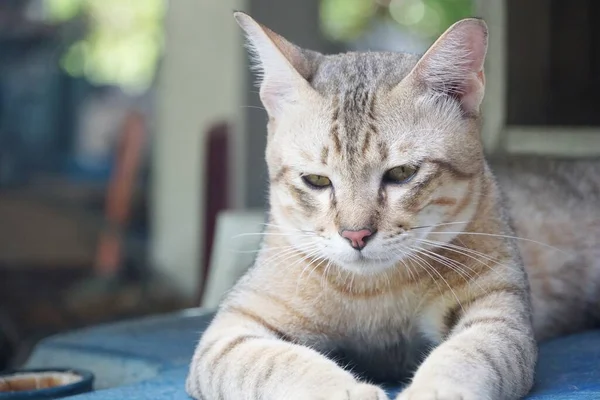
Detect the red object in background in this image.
<box><xmin>95</xmin><ymin>111</ymin><xmax>146</xmax><ymax>277</ymax></box>
<box><xmin>94</xmin><ymin>115</ymin><xmax>230</xmax><ymax>298</ymax></box>
<box><xmin>198</xmin><ymin>122</ymin><xmax>230</xmax><ymax>303</ymax></box>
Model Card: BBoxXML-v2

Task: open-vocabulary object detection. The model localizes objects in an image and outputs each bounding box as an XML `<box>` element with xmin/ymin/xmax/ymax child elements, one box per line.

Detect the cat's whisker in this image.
<box><xmin>230</xmin><ymin>244</ymin><xmax>297</xmax><ymax>254</ymax></box>
<box><xmin>396</xmin><ymin>247</ymin><xmax>444</xmax><ymax>295</ymax></box>
<box><xmin>335</xmin><ymin>261</ymin><xmax>343</xmax><ymax>282</ymax></box>
<box><xmin>261</xmin><ymin>222</ymin><xmax>300</xmax><ymax>229</ymax></box>
<box><xmin>296</xmin><ymin>249</ymin><xmax>327</xmax><ymax>286</ymax></box>
<box><xmin>260</xmin><ymin>223</ymin><xmax>317</xmax><ymax>235</ymax></box>
<box><xmin>260</xmin><ymin>243</ymin><xmax>321</xmax><ymax>269</ymax></box>
<box><xmin>410</xmin><ymin>221</ymin><xmax>470</xmax><ymax>230</ymax></box>
<box><xmin>231</xmin><ymin>248</ymin><xmax>271</xmax><ymax>254</ymax></box>
<box><xmin>260</xmin><ymin>240</ymin><xmax>318</xmax><ymax>255</ymax></box>
<box><xmin>415</xmin><ymin>237</ymin><xmax>505</xmax><ymax>268</ymax></box>
<box><xmin>348</xmin><ymin>268</ymin><xmax>357</xmax><ymax>291</ymax></box>
<box><xmin>295</xmin><ymin>253</ymin><xmax>324</xmax><ymax>296</ymax></box>
<box><xmin>232</xmin><ymin>232</ymin><xmax>317</xmax><ymax>239</ymax></box>
<box><xmin>371</xmin><ymin>252</ymin><xmax>390</xmax><ymax>290</ymax></box>
<box><xmin>284</xmin><ymin>247</ymin><xmax>321</xmax><ymax>273</ymax></box>
<box><xmin>414</xmin><ymin>245</ymin><xmax>476</xmax><ymax>280</ymax></box>
<box><xmin>389</xmin><ymin>247</ymin><xmax>411</xmax><ymax>273</ymax></box>
<box><xmin>397</xmin><ymin>251</ymin><xmax>417</xmax><ymax>283</ymax></box>
<box><xmin>262</xmin><ymin>251</ymin><xmax>313</xmax><ymax>271</ymax></box>
<box><xmin>412</xmin><ymin>238</ymin><xmax>513</xmax><ymax>286</ymax></box>
<box><xmin>319</xmin><ymin>259</ymin><xmax>332</xmax><ymax>290</ymax></box>
<box><xmin>305</xmin><ymin>253</ymin><xmax>330</xmax><ymax>283</ymax></box>
<box><xmin>407</xmin><ymin>247</ymin><xmax>466</xmax><ymax>315</ymax></box>
<box><xmin>240</xmin><ymin>105</ymin><xmax>267</xmax><ymax>111</ymax></box>
<box><xmin>415</xmin><ymin>238</ymin><xmax>507</xmax><ymax>270</ymax></box>
<box><xmin>426</xmin><ymin>231</ymin><xmax>571</xmax><ymax>256</ymax></box>
<box><xmin>296</xmin><ymin>256</ymin><xmax>322</xmax><ymax>295</ymax></box>
<box><xmin>298</xmin><ymin>251</ymin><xmax>328</xmax><ymax>282</ymax></box>
<box><xmin>310</xmin><ymin>255</ymin><xmax>336</xmax><ymax>291</ymax></box>
<box><xmin>410</xmin><ymin>245</ymin><xmax>487</xmax><ymax>293</ymax></box>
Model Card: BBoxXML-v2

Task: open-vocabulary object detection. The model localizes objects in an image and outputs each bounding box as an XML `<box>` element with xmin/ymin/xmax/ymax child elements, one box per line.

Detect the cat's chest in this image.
<box><xmin>300</xmin><ymin>289</ymin><xmax>426</xmax><ymax>350</ymax></box>
<box><xmin>324</xmin><ymin>333</ymin><xmax>430</xmax><ymax>383</ymax></box>
<box><xmin>303</xmin><ymin>293</ymin><xmax>429</xmax><ymax>383</ymax></box>
<box><xmin>281</xmin><ymin>283</ymin><xmax>431</xmax><ymax>381</ymax></box>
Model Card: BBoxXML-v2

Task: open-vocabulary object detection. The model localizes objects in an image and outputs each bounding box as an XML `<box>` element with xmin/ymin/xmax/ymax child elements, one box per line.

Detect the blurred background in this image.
<box><xmin>1</xmin><ymin>0</ymin><xmax>599</xmax><ymax>373</ymax></box>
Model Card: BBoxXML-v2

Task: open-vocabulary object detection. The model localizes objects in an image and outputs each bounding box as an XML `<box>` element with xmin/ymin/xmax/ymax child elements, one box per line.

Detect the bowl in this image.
<box><xmin>0</xmin><ymin>368</ymin><xmax>94</xmax><ymax>399</ymax></box>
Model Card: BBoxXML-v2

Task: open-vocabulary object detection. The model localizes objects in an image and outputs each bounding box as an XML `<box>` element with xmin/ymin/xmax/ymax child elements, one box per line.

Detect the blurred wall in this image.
<box><xmin>151</xmin><ymin>0</ymin><xmax>245</xmax><ymax>299</ymax></box>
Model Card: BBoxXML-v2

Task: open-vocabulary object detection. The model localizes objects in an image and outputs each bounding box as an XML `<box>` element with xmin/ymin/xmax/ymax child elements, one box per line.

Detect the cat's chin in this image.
<box><xmin>335</xmin><ymin>254</ymin><xmax>401</xmax><ymax>276</ymax></box>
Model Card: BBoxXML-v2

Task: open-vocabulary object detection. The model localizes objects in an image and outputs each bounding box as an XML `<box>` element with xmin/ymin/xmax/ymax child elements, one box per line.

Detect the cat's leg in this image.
<box><xmin>186</xmin><ymin>309</ymin><xmax>389</xmax><ymax>400</ymax></box>
<box><xmin>397</xmin><ymin>286</ymin><xmax>537</xmax><ymax>400</ymax></box>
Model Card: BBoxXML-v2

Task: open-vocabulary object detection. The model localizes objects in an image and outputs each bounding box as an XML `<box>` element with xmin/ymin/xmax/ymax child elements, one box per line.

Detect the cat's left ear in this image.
<box><xmin>407</xmin><ymin>18</ymin><xmax>488</xmax><ymax>115</ymax></box>
<box><xmin>234</xmin><ymin>12</ymin><xmax>319</xmax><ymax>119</ymax></box>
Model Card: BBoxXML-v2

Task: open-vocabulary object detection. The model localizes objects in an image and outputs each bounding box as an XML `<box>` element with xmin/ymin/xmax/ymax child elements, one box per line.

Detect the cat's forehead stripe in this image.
<box><xmin>320</xmin><ymin>147</ymin><xmax>329</xmax><ymax>165</ymax></box>
<box><xmin>329</xmin><ymin>85</ymin><xmax>385</xmax><ymax>164</ymax></box>
<box><xmin>360</xmin><ymin>126</ymin><xmax>372</xmax><ymax>155</ymax></box>
<box><xmin>378</xmin><ymin>140</ymin><xmax>389</xmax><ymax>162</ymax></box>
<box><xmin>331</xmin><ymin>123</ymin><xmax>342</xmax><ymax>154</ymax></box>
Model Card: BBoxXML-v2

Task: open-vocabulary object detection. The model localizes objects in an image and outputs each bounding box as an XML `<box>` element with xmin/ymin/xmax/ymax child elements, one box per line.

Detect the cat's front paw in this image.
<box><xmin>327</xmin><ymin>383</ymin><xmax>389</xmax><ymax>400</ymax></box>
<box><xmin>396</xmin><ymin>381</ymin><xmax>481</xmax><ymax>400</ymax></box>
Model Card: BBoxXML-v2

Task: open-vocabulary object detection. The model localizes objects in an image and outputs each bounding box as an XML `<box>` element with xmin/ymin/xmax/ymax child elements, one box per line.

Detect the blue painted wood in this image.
<box><xmin>24</xmin><ymin>310</ymin><xmax>600</xmax><ymax>399</ymax></box>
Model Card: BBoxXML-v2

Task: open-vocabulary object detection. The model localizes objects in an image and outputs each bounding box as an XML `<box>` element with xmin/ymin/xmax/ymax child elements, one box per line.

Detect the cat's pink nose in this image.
<box><xmin>340</xmin><ymin>229</ymin><xmax>375</xmax><ymax>250</ymax></box>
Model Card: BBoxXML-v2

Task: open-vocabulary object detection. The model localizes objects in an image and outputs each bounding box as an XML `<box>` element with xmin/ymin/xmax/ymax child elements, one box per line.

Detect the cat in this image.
<box><xmin>186</xmin><ymin>12</ymin><xmax>600</xmax><ymax>400</ymax></box>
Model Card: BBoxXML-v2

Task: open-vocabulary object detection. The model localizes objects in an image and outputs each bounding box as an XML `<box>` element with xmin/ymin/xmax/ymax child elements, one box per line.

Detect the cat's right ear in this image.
<box><xmin>233</xmin><ymin>12</ymin><xmax>318</xmax><ymax>119</ymax></box>
<box><xmin>404</xmin><ymin>18</ymin><xmax>488</xmax><ymax>115</ymax></box>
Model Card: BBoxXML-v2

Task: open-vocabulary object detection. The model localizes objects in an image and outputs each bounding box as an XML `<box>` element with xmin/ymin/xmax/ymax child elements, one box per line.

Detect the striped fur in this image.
<box><xmin>187</xmin><ymin>13</ymin><xmax>599</xmax><ymax>400</ymax></box>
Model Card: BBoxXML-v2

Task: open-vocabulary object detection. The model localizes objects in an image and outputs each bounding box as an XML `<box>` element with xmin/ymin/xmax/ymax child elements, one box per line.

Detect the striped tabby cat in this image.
<box><xmin>186</xmin><ymin>12</ymin><xmax>600</xmax><ymax>400</ymax></box>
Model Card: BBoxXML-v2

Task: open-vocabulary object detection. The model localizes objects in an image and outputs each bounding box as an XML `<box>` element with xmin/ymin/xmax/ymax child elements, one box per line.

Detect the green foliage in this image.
<box><xmin>320</xmin><ymin>0</ymin><xmax>378</xmax><ymax>41</ymax></box>
<box><xmin>320</xmin><ymin>0</ymin><xmax>473</xmax><ymax>42</ymax></box>
<box><xmin>45</xmin><ymin>0</ymin><xmax>165</xmax><ymax>93</ymax></box>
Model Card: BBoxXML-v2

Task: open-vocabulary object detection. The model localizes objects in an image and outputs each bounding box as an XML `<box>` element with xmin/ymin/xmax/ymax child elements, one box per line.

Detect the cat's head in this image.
<box><xmin>235</xmin><ymin>12</ymin><xmax>488</xmax><ymax>275</ymax></box>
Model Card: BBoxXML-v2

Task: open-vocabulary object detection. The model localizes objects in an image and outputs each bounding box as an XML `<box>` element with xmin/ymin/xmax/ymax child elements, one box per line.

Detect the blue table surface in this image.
<box><xmin>24</xmin><ymin>309</ymin><xmax>600</xmax><ymax>399</ymax></box>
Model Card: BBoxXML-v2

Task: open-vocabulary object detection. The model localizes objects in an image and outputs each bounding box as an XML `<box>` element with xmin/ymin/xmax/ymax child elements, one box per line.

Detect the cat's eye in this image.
<box><xmin>384</xmin><ymin>165</ymin><xmax>419</xmax><ymax>184</ymax></box>
<box><xmin>302</xmin><ymin>174</ymin><xmax>332</xmax><ymax>189</ymax></box>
